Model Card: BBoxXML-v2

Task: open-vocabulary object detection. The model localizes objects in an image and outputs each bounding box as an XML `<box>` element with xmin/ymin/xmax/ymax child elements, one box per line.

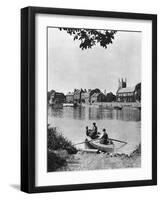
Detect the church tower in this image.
<box><xmin>118</xmin><ymin>78</ymin><xmax>127</xmax><ymax>90</ymax></box>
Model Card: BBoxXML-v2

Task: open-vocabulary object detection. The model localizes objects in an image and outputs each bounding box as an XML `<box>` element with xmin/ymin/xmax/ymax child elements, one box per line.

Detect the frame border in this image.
<box><xmin>21</xmin><ymin>6</ymin><xmax>157</xmax><ymax>193</ymax></box>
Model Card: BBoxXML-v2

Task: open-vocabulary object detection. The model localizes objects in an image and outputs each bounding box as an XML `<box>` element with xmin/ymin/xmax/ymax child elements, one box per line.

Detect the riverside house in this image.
<box><xmin>84</xmin><ymin>89</ymin><xmax>91</xmax><ymax>104</ymax></box>
<box><xmin>116</xmin><ymin>78</ymin><xmax>141</xmax><ymax>102</ymax></box>
<box><xmin>66</xmin><ymin>92</ymin><xmax>74</xmax><ymax>103</ymax></box>
<box><xmin>73</xmin><ymin>89</ymin><xmax>93</xmax><ymax>104</ymax></box>
<box><xmin>116</xmin><ymin>87</ymin><xmax>136</xmax><ymax>102</ymax></box>
<box><xmin>49</xmin><ymin>91</ymin><xmax>66</xmax><ymax>105</ymax></box>
<box><xmin>73</xmin><ymin>89</ymin><xmax>83</xmax><ymax>103</ymax></box>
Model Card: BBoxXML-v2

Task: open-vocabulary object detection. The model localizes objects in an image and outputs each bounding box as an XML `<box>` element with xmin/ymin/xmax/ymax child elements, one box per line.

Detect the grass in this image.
<box><xmin>47</xmin><ymin>126</ymin><xmax>77</xmax><ymax>172</ymax></box>
<box><xmin>131</xmin><ymin>143</ymin><xmax>141</xmax><ymax>156</ymax></box>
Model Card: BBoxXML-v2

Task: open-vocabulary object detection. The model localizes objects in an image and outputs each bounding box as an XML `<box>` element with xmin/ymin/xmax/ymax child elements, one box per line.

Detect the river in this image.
<box><xmin>48</xmin><ymin>105</ymin><xmax>141</xmax><ymax>154</ymax></box>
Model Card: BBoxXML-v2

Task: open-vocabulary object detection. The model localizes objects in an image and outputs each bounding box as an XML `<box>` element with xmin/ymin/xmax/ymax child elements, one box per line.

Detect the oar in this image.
<box><xmin>74</xmin><ymin>138</ymin><xmax>101</xmax><ymax>146</ymax></box>
<box><xmin>74</xmin><ymin>137</ymin><xmax>127</xmax><ymax>146</ymax></box>
<box><xmin>109</xmin><ymin>138</ymin><xmax>127</xmax><ymax>144</ymax></box>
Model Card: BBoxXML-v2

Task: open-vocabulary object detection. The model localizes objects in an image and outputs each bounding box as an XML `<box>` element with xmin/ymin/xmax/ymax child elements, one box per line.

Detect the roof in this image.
<box><xmin>66</xmin><ymin>92</ymin><xmax>74</xmax><ymax>96</ymax></box>
<box><xmin>117</xmin><ymin>86</ymin><xmax>135</xmax><ymax>93</ymax></box>
<box><xmin>74</xmin><ymin>89</ymin><xmax>81</xmax><ymax>95</ymax></box>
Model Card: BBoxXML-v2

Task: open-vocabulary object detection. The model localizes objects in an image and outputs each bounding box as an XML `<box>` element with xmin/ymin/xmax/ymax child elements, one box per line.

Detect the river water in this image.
<box><xmin>48</xmin><ymin>106</ymin><xmax>141</xmax><ymax>154</ymax></box>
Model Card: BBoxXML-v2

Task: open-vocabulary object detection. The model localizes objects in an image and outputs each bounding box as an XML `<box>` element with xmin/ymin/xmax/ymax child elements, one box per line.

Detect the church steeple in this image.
<box><xmin>118</xmin><ymin>78</ymin><xmax>127</xmax><ymax>90</ymax></box>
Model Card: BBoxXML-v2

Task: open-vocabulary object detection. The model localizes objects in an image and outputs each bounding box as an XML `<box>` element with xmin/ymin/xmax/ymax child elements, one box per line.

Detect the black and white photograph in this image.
<box><xmin>47</xmin><ymin>27</ymin><xmax>141</xmax><ymax>172</ymax></box>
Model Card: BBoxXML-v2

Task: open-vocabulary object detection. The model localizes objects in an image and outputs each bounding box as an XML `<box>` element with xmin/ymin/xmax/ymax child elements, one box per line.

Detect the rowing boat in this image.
<box><xmin>86</xmin><ymin>136</ymin><xmax>114</xmax><ymax>152</ymax></box>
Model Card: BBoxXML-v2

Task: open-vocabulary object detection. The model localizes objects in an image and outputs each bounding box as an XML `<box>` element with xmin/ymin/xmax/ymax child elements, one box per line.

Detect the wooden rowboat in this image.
<box><xmin>86</xmin><ymin>136</ymin><xmax>114</xmax><ymax>152</ymax></box>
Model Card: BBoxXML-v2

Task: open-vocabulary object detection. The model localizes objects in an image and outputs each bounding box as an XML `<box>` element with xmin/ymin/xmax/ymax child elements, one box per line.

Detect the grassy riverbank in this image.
<box><xmin>47</xmin><ymin>126</ymin><xmax>77</xmax><ymax>172</ymax></box>
<box><xmin>47</xmin><ymin>127</ymin><xmax>141</xmax><ymax>172</ymax></box>
<box><xmin>58</xmin><ymin>143</ymin><xmax>141</xmax><ymax>171</ymax></box>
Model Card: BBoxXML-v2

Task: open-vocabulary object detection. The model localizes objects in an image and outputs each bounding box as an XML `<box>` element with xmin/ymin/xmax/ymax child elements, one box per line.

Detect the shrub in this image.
<box><xmin>47</xmin><ymin>127</ymin><xmax>77</xmax><ymax>154</ymax></box>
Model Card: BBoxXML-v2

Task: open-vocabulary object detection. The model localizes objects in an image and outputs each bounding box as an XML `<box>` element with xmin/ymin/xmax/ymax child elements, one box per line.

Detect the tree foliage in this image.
<box><xmin>90</xmin><ymin>88</ymin><xmax>101</xmax><ymax>96</ymax></box>
<box><xmin>135</xmin><ymin>83</ymin><xmax>141</xmax><ymax>102</ymax></box>
<box><xmin>106</xmin><ymin>92</ymin><xmax>116</xmax><ymax>102</ymax></box>
<box><xmin>59</xmin><ymin>28</ymin><xmax>116</xmax><ymax>50</ymax></box>
<box><xmin>48</xmin><ymin>127</ymin><xmax>77</xmax><ymax>154</ymax></box>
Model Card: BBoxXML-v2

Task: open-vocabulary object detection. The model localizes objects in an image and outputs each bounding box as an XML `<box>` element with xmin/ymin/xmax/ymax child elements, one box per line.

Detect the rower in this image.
<box><xmin>100</xmin><ymin>129</ymin><xmax>113</xmax><ymax>145</ymax></box>
<box><xmin>100</xmin><ymin>129</ymin><xmax>109</xmax><ymax>144</ymax></box>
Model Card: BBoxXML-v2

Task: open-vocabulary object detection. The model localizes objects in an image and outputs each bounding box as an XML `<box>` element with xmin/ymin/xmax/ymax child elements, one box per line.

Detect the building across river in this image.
<box><xmin>66</xmin><ymin>92</ymin><xmax>74</xmax><ymax>103</ymax></box>
<box><xmin>48</xmin><ymin>79</ymin><xmax>141</xmax><ymax>106</ymax></box>
<box><xmin>116</xmin><ymin>78</ymin><xmax>141</xmax><ymax>102</ymax></box>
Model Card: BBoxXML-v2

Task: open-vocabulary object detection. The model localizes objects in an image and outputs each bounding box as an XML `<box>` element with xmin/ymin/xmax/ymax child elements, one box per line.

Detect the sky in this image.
<box><xmin>48</xmin><ymin>28</ymin><xmax>141</xmax><ymax>94</ymax></box>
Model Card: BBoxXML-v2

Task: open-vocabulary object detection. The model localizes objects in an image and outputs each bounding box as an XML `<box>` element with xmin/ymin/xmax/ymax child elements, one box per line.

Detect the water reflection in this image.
<box><xmin>48</xmin><ymin>106</ymin><xmax>141</xmax><ymax>122</ymax></box>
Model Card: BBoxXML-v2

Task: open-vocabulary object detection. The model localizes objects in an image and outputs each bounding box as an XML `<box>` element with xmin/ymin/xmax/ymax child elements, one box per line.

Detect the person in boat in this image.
<box><xmin>100</xmin><ymin>129</ymin><xmax>109</xmax><ymax>145</ymax></box>
<box><xmin>86</xmin><ymin>126</ymin><xmax>89</xmax><ymax>136</ymax></box>
<box><xmin>86</xmin><ymin>126</ymin><xmax>93</xmax><ymax>137</ymax></box>
<box><xmin>90</xmin><ymin>122</ymin><xmax>98</xmax><ymax>139</ymax></box>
